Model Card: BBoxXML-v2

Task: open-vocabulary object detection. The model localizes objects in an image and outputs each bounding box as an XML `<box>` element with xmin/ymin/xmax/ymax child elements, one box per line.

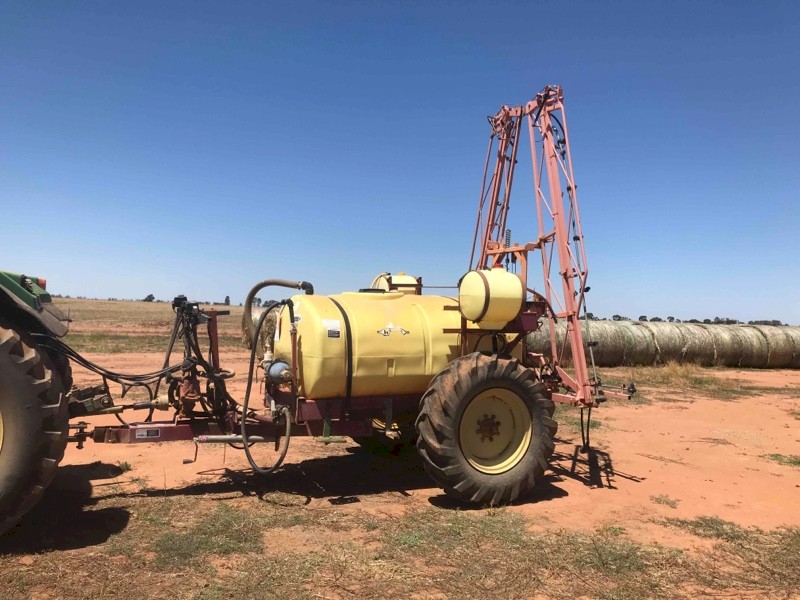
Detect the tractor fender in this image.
<box><xmin>0</xmin><ymin>279</ymin><xmax>69</xmax><ymax>338</ymax></box>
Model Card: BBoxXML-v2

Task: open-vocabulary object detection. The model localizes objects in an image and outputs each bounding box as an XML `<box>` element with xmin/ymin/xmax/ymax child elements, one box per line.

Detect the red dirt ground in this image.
<box><xmin>63</xmin><ymin>351</ymin><xmax>800</xmax><ymax>549</ymax></box>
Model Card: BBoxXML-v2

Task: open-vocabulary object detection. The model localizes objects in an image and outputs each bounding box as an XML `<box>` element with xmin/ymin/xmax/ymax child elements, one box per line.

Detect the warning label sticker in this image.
<box><xmin>322</xmin><ymin>319</ymin><xmax>341</xmax><ymax>339</ymax></box>
<box><xmin>135</xmin><ymin>428</ymin><xmax>161</xmax><ymax>440</ymax></box>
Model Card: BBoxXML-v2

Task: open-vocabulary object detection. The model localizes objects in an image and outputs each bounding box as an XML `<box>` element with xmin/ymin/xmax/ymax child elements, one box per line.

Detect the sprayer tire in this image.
<box><xmin>0</xmin><ymin>324</ymin><xmax>69</xmax><ymax>535</ymax></box>
<box><xmin>415</xmin><ymin>353</ymin><xmax>557</xmax><ymax>506</ymax></box>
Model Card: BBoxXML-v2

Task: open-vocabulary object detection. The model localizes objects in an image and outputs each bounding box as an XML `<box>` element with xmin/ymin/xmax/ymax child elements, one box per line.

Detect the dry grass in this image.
<box><xmin>651</xmin><ymin>494</ymin><xmax>680</xmax><ymax>508</ymax></box>
<box><xmin>553</xmin><ymin>403</ymin><xmax>603</xmax><ymax>434</ymax></box>
<box><xmin>664</xmin><ymin>516</ymin><xmax>800</xmax><ymax>597</ymax></box>
<box><xmin>762</xmin><ymin>453</ymin><xmax>800</xmax><ymax>468</ymax></box>
<box><xmin>54</xmin><ymin>298</ymin><xmax>246</xmax><ymax>353</ymax></box>
<box><xmin>56</xmin><ymin>297</ymin><xmax>244</xmax><ymax>336</ymax></box>
<box><xmin>2</xmin><ymin>489</ymin><xmax>798</xmax><ymax>600</ymax></box>
<box><xmin>600</xmin><ymin>361</ymin><xmax>791</xmax><ymax>401</ymax></box>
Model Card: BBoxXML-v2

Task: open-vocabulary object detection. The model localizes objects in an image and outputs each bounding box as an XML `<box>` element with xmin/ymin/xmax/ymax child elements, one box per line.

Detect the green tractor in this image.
<box><xmin>0</xmin><ymin>271</ymin><xmax>72</xmax><ymax>535</ymax></box>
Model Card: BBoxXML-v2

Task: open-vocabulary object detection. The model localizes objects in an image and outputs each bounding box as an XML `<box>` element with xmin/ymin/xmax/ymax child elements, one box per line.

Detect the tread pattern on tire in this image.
<box><xmin>0</xmin><ymin>324</ymin><xmax>69</xmax><ymax>535</ymax></box>
<box><xmin>415</xmin><ymin>352</ymin><xmax>557</xmax><ymax>506</ymax></box>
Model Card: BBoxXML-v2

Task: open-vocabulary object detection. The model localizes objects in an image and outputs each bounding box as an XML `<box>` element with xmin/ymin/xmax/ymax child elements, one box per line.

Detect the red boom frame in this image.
<box><xmin>469</xmin><ymin>85</ymin><xmax>618</xmax><ymax>407</ymax></box>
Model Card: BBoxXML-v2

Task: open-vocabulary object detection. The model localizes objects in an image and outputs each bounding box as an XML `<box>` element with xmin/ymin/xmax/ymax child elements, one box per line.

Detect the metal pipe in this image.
<box><xmin>242</xmin><ymin>279</ymin><xmax>314</xmax><ymax>347</ymax></box>
<box><xmin>195</xmin><ymin>435</ymin><xmax>270</xmax><ymax>444</ymax></box>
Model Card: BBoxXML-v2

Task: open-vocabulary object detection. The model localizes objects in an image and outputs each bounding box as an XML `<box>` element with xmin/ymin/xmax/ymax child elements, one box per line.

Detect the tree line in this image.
<box><xmin>582</xmin><ymin>313</ymin><xmax>785</xmax><ymax>326</ymax></box>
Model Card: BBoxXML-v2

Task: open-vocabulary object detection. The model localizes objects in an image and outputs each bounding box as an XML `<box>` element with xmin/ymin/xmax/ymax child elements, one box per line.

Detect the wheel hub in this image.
<box><xmin>476</xmin><ymin>413</ymin><xmax>501</xmax><ymax>442</ymax></box>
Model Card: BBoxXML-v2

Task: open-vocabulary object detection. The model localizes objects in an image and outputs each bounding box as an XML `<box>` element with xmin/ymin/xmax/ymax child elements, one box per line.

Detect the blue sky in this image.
<box><xmin>2</xmin><ymin>1</ymin><xmax>798</xmax><ymax>323</ymax></box>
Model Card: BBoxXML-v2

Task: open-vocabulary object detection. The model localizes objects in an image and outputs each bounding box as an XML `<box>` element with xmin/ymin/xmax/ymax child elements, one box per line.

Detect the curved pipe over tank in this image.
<box><xmin>242</xmin><ymin>279</ymin><xmax>313</xmax><ymax>349</ymax></box>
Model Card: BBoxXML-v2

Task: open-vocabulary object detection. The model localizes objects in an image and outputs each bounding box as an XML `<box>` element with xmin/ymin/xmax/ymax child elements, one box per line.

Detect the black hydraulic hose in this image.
<box><xmin>154</xmin><ymin>311</ymin><xmax>183</xmax><ymax>397</ymax></box>
<box><xmin>241</xmin><ymin>301</ymin><xmax>291</xmax><ymax>475</ymax></box>
<box><xmin>243</xmin><ymin>279</ymin><xmax>313</xmax><ymax>348</ymax></box>
<box><xmin>31</xmin><ymin>333</ymin><xmax>188</xmax><ymax>382</ymax></box>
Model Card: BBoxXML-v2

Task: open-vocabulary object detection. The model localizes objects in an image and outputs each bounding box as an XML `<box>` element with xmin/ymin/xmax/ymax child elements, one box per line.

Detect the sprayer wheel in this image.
<box><xmin>0</xmin><ymin>323</ymin><xmax>69</xmax><ymax>535</ymax></box>
<box><xmin>415</xmin><ymin>352</ymin><xmax>557</xmax><ymax>506</ymax></box>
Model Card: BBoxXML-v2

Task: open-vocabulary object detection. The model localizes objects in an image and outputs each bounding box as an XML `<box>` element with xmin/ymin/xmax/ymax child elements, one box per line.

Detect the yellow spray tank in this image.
<box><xmin>458</xmin><ymin>267</ymin><xmax>525</xmax><ymax>330</ymax></box>
<box><xmin>273</xmin><ymin>291</ymin><xmax>462</xmax><ymax>399</ymax></box>
<box><xmin>369</xmin><ymin>272</ymin><xmax>422</xmax><ymax>295</ymax></box>
<box><xmin>268</xmin><ymin>267</ymin><xmax>526</xmax><ymax>400</ymax></box>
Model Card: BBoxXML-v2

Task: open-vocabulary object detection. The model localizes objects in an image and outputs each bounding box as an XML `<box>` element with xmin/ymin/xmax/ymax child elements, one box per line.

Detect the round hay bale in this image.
<box><xmin>241</xmin><ymin>306</ymin><xmax>277</xmax><ymax>358</ymax></box>
<box><xmin>699</xmin><ymin>325</ymin><xmax>741</xmax><ymax>367</ymax></box>
<box><xmin>525</xmin><ymin>321</ymin><xmax>562</xmax><ymax>360</ymax></box>
<box><xmin>582</xmin><ymin>321</ymin><xmax>625</xmax><ymax>367</ymax></box>
<box><xmin>624</xmin><ymin>322</ymin><xmax>658</xmax><ymax>365</ymax></box>
<box><xmin>678</xmin><ymin>323</ymin><xmax>716</xmax><ymax>366</ymax></box>
<box><xmin>745</xmin><ymin>325</ymin><xmax>794</xmax><ymax>368</ymax></box>
<box><xmin>552</xmin><ymin>321</ymin><xmax>574</xmax><ymax>363</ymax></box>
<box><xmin>528</xmin><ymin>320</ymin><xmax>617</xmax><ymax>366</ymax></box>
<box><xmin>735</xmin><ymin>326</ymin><xmax>769</xmax><ymax>368</ymax></box>
<box><xmin>783</xmin><ymin>327</ymin><xmax>800</xmax><ymax>368</ymax></box>
<box><xmin>638</xmin><ymin>322</ymin><xmax>685</xmax><ymax>364</ymax></box>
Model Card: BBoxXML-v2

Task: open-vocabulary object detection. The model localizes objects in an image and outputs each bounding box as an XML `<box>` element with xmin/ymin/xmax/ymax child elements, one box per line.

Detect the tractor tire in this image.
<box><xmin>0</xmin><ymin>324</ymin><xmax>69</xmax><ymax>535</ymax></box>
<box><xmin>415</xmin><ymin>352</ymin><xmax>557</xmax><ymax>505</ymax></box>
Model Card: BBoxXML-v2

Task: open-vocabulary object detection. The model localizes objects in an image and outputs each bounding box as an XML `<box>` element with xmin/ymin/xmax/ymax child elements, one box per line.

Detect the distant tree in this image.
<box><xmin>224</xmin><ymin>295</ymin><xmax>231</xmax><ymax>306</ymax></box>
<box><xmin>611</xmin><ymin>314</ymin><xmax>630</xmax><ymax>321</ymax></box>
<box><xmin>650</xmin><ymin>316</ymin><xmax>663</xmax><ymax>322</ymax></box>
<box><xmin>254</xmin><ymin>297</ymin><xmax>262</xmax><ymax>307</ymax></box>
<box><xmin>142</xmin><ymin>294</ymin><xmax>155</xmax><ymax>302</ymax></box>
<box><xmin>702</xmin><ymin>318</ymin><xmax>711</xmax><ymax>324</ymax></box>
<box><xmin>711</xmin><ymin>316</ymin><xmax>740</xmax><ymax>325</ymax></box>
<box><xmin>638</xmin><ymin>315</ymin><xmax>648</xmax><ymax>322</ymax></box>
<box><xmin>667</xmin><ymin>316</ymin><xmax>675</xmax><ymax>323</ymax></box>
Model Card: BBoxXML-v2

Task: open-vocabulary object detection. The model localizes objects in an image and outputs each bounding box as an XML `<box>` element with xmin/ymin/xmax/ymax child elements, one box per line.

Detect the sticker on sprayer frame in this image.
<box><xmin>135</xmin><ymin>428</ymin><xmax>161</xmax><ymax>440</ymax></box>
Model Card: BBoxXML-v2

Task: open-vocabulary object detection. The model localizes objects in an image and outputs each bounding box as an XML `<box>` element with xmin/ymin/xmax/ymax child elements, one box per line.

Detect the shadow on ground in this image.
<box><xmin>0</xmin><ymin>462</ymin><xmax>131</xmax><ymax>555</ymax></box>
<box><xmin>129</xmin><ymin>445</ymin><xmax>434</xmax><ymax>505</ymax></box>
<box><xmin>549</xmin><ymin>441</ymin><xmax>644</xmax><ymax>490</ymax></box>
<box><xmin>0</xmin><ymin>440</ymin><xmax>643</xmax><ymax>552</ymax></box>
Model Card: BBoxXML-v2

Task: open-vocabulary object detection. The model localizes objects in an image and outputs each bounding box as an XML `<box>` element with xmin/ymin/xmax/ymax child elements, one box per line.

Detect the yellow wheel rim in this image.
<box><xmin>459</xmin><ymin>388</ymin><xmax>532</xmax><ymax>475</ymax></box>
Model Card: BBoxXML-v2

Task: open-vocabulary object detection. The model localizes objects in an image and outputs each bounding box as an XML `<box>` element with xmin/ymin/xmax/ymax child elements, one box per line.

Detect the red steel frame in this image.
<box><xmin>470</xmin><ymin>85</ymin><xmax>605</xmax><ymax>407</ymax></box>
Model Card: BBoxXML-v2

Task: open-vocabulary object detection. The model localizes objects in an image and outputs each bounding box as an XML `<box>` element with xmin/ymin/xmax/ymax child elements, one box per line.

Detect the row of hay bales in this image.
<box><xmin>526</xmin><ymin>321</ymin><xmax>800</xmax><ymax>368</ymax></box>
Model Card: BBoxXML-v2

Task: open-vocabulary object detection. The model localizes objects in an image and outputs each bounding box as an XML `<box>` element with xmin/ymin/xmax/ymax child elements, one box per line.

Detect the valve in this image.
<box><xmin>265</xmin><ymin>360</ymin><xmax>292</xmax><ymax>384</ymax></box>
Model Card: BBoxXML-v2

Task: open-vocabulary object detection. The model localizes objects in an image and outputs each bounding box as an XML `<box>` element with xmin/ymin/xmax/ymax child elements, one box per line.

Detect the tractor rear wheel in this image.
<box><xmin>415</xmin><ymin>353</ymin><xmax>556</xmax><ymax>505</ymax></box>
<box><xmin>0</xmin><ymin>324</ymin><xmax>69</xmax><ymax>535</ymax></box>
